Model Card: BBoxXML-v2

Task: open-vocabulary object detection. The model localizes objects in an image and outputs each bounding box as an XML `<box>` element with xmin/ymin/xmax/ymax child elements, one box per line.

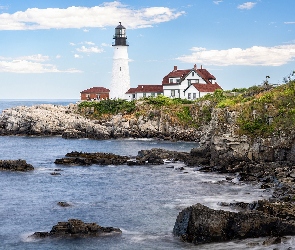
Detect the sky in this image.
<box><xmin>0</xmin><ymin>0</ymin><xmax>294</xmax><ymax>99</ymax></box>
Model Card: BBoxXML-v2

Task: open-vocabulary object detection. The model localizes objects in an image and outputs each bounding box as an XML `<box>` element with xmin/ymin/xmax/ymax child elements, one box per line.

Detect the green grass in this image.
<box><xmin>77</xmin><ymin>77</ymin><xmax>295</xmax><ymax>137</ymax></box>
<box><xmin>78</xmin><ymin>99</ymin><xmax>136</xmax><ymax>116</ymax></box>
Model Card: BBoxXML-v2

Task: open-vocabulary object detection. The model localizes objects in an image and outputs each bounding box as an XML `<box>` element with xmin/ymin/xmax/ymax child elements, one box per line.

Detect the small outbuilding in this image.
<box><xmin>80</xmin><ymin>87</ymin><xmax>110</xmax><ymax>101</ymax></box>
<box><xmin>125</xmin><ymin>85</ymin><xmax>163</xmax><ymax>100</ymax></box>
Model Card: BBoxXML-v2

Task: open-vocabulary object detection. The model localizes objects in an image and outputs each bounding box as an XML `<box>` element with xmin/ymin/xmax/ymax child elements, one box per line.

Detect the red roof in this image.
<box><xmin>81</xmin><ymin>87</ymin><xmax>110</xmax><ymax>94</ymax></box>
<box><xmin>191</xmin><ymin>83</ymin><xmax>222</xmax><ymax>92</ymax></box>
<box><xmin>162</xmin><ymin>65</ymin><xmax>216</xmax><ymax>85</ymax></box>
<box><xmin>126</xmin><ymin>85</ymin><xmax>163</xmax><ymax>94</ymax></box>
<box><xmin>162</xmin><ymin>69</ymin><xmax>191</xmax><ymax>85</ymax></box>
<box><xmin>125</xmin><ymin>87</ymin><xmax>138</xmax><ymax>94</ymax></box>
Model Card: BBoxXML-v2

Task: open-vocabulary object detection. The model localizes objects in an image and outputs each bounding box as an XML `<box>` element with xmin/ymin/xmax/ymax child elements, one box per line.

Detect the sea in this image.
<box><xmin>0</xmin><ymin>100</ymin><xmax>294</xmax><ymax>250</ymax></box>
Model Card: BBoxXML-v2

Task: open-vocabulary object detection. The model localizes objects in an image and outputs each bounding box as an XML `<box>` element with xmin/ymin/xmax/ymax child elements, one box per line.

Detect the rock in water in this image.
<box><xmin>0</xmin><ymin>160</ymin><xmax>34</xmax><ymax>171</ymax></box>
<box><xmin>173</xmin><ymin>203</ymin><xmax>295</xmax><ymax>244</ymax></box>
<box><xmin>30</xmin><ymin>219</ymin><xmax>122</xmax><ymax>239</ymax></box>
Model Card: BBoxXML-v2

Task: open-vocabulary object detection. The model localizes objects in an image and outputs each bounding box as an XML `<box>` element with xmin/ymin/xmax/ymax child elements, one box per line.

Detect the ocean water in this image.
<box><xmin>0</xmin><ymin>100</ymin><xmax>293</xmax><ymax>250</ymax></box>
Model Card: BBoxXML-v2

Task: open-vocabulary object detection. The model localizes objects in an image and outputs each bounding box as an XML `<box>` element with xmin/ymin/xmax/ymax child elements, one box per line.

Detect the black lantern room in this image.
<box><xmin>113</xmin><ymin>22</ymin><xmax>128</xmax><ymax>46</ymax></box>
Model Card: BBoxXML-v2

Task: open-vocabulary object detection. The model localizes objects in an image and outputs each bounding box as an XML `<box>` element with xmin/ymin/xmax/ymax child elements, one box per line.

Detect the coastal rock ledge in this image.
<box><xmin>0</xmin><ymin>160</ymin><xmax>34</xmax><ymax>171</ymax></box>
<box><xmin>30</xmin><ymin>219</ymin><xmax>122</xmax><ymax>239</ymax></box>
<box><xmin>173</xmin><ymin>203</ymin><xmax>295</xmax><ymax>245</ymax></box>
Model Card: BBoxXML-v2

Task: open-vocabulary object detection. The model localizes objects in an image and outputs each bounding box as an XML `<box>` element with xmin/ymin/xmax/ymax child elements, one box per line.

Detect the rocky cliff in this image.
<box><xmin>0</xmin><ymin>103</ymin><xmax>201</xmax><ymax>141</ymax></box>
<box><xmin>200</xmin><ymin>108</ymin><xmax>295</xmax><ymax>167</ymax></box>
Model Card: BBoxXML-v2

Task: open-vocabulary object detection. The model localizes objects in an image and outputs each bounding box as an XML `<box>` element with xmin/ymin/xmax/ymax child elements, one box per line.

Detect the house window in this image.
<box><xmin>171</xmin><ymin>90</ymin><xmax>175</xmax><ymax>97</ymax></box>
<box><xmin>188</xmin><ymin>80</ymin><xmax>191</xmax><ymax>86</ymax></box>
<box><xmin>176</xmin><ymin>79</ymin><xmax>180</xmax><ymax>83</ymax></box>
<box><xmin>120</xmin><ymin>67</ymin><xmax>121</xmax><ymax>71</ymax></box>
<box><xmin>143</xmin><ymin>93</ymin><xmax>146</xmax><ymax>97</ymax></box>
<box><xmin>132</xmin><ymin>94</ymin><xmax>136</xmax><ymax>99</ymax></box>
<box><xmin>151</xmin><ymin>93</ymin><xmax>155</xmax><ymax>97</ymax></box>
<box><xmin>188</xmin><ymin>93</ymin><xmax>191</xmax><ymax>99</ymax></box>
<box><xmin>192</xmin><ymin>72</ymin><xmax>194</xmax><ymax>76</ymax></box>
<box><xmin>195</xmin><ymin>79</ymin><xmax>199</xmax><ymax>83</ymax></box>
<box><xmin>193</xmin><ymin>93</ymin><xmax>196</xmax><ymax>99</ymax></box>
<box><xmin>170</xmin><ymin>79</ymin><xmax>173</xmax><ymax>83</ymax></box>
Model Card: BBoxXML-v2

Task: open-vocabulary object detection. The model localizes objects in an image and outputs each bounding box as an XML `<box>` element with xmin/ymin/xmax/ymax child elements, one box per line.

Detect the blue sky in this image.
<box><xmin>0</xmin><ymin>0</ymin><xmax>294</xmax><ymax>99</ymax></box>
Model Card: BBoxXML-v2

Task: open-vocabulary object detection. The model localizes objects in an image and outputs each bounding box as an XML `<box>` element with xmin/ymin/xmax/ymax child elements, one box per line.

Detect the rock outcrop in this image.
<box><xmin>30</xmin><ymin>219</ymin><xmax>121</xmax><ymax>239</ymax></box>
<box><xmin>173</xmin><ymin>203</ymin><xmax>295</xmax><ymax>245</ymax></box>
<box><xmin>0</xmin><ymin>160</ymin><xmax>34</xmax><ymax>171</ymax></box>
<box><xmin>55</xmin><ymin>151</ymin><xmax>130</xmax><ymax>166</ymax></box>
<box><xmin>0</xmin><ymin>104</ymin><xmax>110</xmax><ymax>139</ymax></box>
<box><xmin>0</xmin><ymin>104</ymin><xmax>201</xmax><ymax>141</ymax></box>
<box><xmin>54</xmin><ymin>148</ymin><xmax>194</xmax><ymax>166</ymax></box>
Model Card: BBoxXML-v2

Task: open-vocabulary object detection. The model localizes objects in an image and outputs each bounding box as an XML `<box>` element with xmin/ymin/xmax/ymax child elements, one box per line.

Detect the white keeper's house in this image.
<box><xmin>125</xmin><ymin>64</ymin><xmax>222</xmax><ymax>101</ymax></box>
<box><xmin>162</xmin><ymin>64</ymin><xmax>222</xmax><ymax>99</ymax></box>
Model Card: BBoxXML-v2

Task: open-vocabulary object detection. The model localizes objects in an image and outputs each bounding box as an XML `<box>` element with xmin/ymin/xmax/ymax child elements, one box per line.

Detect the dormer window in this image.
<box><xmin>176</xmin><ymin>79</ymin><xmax>180</xmax><ymax>83</ymax></box>
<box><xmin>170</xmin><ymin>79</ymin><xmax>173</xmax><ymax>83</ymax></box>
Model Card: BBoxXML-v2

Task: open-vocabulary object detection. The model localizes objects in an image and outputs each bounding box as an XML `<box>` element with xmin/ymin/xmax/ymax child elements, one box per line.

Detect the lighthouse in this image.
<box><xmin>110</xmin><ymin>22</ymin><xmax>130</xmax><ymax>99</ymax></box>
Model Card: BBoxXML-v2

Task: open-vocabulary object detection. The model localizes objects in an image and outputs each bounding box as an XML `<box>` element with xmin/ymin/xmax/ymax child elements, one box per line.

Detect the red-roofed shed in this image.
<box><xmin>80</xmin><ymin>87</ymin><xmax>110</xmax><ymax>101</ymax></box>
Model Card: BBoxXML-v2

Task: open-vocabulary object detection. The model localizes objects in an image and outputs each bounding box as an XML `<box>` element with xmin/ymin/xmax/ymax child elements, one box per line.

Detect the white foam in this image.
<box><xmin>20</xmin><ymin>232</ymin><xmax>40</xmax><ymax>243</ymax></box>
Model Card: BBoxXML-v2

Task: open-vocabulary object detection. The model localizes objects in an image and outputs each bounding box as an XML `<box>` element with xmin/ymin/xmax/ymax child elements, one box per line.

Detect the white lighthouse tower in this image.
<box><xmin>110</xmin><ymin>22</ymin><xmax>130</xmax><ymax>99</ymax></box>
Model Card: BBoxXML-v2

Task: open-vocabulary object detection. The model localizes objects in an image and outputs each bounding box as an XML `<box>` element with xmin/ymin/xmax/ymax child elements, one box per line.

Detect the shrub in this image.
<box><xmin>78</xmin><ymin>99</ymin><xmax>136</xmax><ymax>116</ymax></box>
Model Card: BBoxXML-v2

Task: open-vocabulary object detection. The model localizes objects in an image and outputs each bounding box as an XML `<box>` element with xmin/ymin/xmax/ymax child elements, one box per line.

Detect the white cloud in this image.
<box><xmin>0</xmin><ymin>60</ymin><xmax>81</xmax><ymax>73</ymax></box>
<box><xmin>85</xmin><ymin>41</ymin><xmax>95</xmax><ymax>45</ymax></box>
<box><xmin>176</xmin><ymin>44</ymin><xmax>295</xmax><ymax>66</ymax></box>
<box><xmin>17</xmin><ymin>54</ymin><xmax>49</xmax><ymax>62</ymax></box>
<box><xmin>0</xmin><ymin>54</ymin><xmax>81</xmax><ymax>73</ymax></box>
<box><xmin>0</xmin><ymin>2</ymin><xmax>185</xmax><ymax>30</ymax></box>
<box><xmin>101</xmin><ymin>43</ymin><xmax>112</xmax><ymax>47</ymax></box>
<box><xmin>76</xmin><ymin>46</ymin><xmax>104</xmax><ymax>54</ymax></box>
<box><xmin>74</xmin><ymin>54</ymin><xmax>83</xmax><ymax>58</ymax></box>
<box><xmin>56</xmin><ymin>54</ymin><xmax>61</xmax><ymax>59</ymax></box>
<box><xmin>70</xmin><ymin>42</ymin><xmax>76</xmax><ymax>46</ymax></box>
<box><xmin>285</xmin><ymin>22</ymin><xmax>295</xmax><ymax>24</ymax></box>
<box><xmin>237</xmin><ymin>2</ymin><xmax>256</xmax><ymax>10</ymax></box>
<box><xmin>213</xmin><ymin>1</ymin><xmax>223</xmax><ymax>5</ymax></box>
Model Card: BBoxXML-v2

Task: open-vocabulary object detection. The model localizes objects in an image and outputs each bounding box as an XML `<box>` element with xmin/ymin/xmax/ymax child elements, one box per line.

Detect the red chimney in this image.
<box><xmin>194</xmin><ymin>64</ymin><xmax>197</xmax><ymax>70</ymax></box>
<box><xmin>174</xmin><ymin>66</ymin><xmax>177</xmax><ymax>71</ymax></box>
<box><xmin>201</xmin><ymin>65</ymin><xmax>203</xmax><ymax>69</ymax></box>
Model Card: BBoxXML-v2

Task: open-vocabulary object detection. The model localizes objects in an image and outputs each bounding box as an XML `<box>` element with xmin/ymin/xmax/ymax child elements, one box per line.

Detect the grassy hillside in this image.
<box><xmin>198</xmin><ymin>78</ymin><xmax>295</xmax><ymax>137</ymax></box>
<box><xmin>78</xmin><ymin>76</ymin><xmax>295</xmax><ymax>137</ymax></box>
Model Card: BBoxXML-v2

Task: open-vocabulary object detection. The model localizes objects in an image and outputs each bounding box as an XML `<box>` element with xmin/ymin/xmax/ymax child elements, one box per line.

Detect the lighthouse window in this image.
<box><xmin>120</xmin><ymin>67</ymin><xmax>121</xmax><ymax>71</ymax></box>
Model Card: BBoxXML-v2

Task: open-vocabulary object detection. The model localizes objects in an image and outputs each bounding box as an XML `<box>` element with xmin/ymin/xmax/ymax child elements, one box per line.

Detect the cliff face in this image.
<box><xmin>0</xmin><ymin>104</ymin><xmax>202</xmax><ymax>141</ymax></box>
<box><xmin>200</xmin><ymin>108</ymin><xmax>295</xmax><ymax>166</ymax></box>
<box><xmin>1</xmin><ymin>101</ymin><xmax>295</xmax><ymax>165</ymax></box>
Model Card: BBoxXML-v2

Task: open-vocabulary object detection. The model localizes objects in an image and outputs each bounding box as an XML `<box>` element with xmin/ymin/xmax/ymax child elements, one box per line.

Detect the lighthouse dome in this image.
<box><xmin>115</xmin><ymin>22</ymin><xmax>126</xmax><ymax>30</ymax></box>
<box><xmin>113</xmin><ymin>22</ymin><xmax>128</xmax><ymax>46</ymax></box>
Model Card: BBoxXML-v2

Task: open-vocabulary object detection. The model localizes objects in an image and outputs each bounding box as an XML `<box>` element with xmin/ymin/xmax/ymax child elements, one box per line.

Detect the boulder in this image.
<box><xmin>55</xmin><ymin>151</ymin><xmax>130</xmax><ymax>166</ymax></box>
<box><xmin>173</xmin><ymin>203</ymin><xmax>295</xmax><ymax>245</ymax></box>
<box><xmin>57</xmin><ymin>202</ymin><xmax>71</xmax><ymax>207</ymax></box>
<box><xmin>0</xmin><ymin>160</ymin><xmax>34</xmax><ymax>171</ymax></box>
<box><xmin>30</xmin><ymin>219</ymin><xmax>121</xmax><ymax>239</ymax></box>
